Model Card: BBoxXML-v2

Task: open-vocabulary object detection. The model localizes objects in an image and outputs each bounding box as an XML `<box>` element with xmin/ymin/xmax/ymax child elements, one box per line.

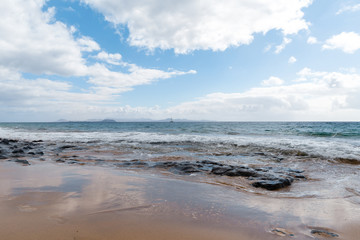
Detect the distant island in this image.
<box><xmin>56</xmin><ymin>118</ymin><xmax>210</xmax><ymax>123</ymax></box>
<box><xmin>100</xmin><ymin>119</ymin><xmax>117</xmax><ymax>122</ymax></box>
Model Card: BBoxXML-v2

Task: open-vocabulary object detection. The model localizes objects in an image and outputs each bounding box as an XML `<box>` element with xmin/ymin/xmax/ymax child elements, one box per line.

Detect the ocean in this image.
<box><xmin>1</xmin><ymin>121</ymin><xmax>359</xmax><ymax>198</ymax></box>
<box><xmin>0</xmin><ymin>121</ymin><xmax>359</xmax><ymax>161</ymax></box>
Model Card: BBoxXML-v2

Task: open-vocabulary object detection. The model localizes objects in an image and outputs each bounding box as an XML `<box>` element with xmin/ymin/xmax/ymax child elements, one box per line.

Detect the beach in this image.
<box><xmin>1</xmin><ymin>161</ymin><xmax>359</xmax><ymax>240</ymax></box>
<box><xmin>0</xmin><ymin>122</ymin><xmax>360</xmax><ymax>239</ymax></box>
<box><xmin>2</xmin><ymin>0</ymin><xmax>360</xmax><ymax>239</ymax></box>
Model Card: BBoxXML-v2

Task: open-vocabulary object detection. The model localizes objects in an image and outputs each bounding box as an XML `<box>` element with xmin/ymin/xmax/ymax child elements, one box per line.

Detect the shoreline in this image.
<box><xmin>1</xmin><ymin>161</ymin><xmax>359</xmax><ymax>239</ymax></box>
<box><xmin>0</xmin><ymin>136</ymin><xmax>360</xmax><ymax>239</ymax></box>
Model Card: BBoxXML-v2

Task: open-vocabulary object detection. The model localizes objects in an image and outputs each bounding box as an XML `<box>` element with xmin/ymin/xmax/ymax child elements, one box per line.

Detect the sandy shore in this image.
<box><xmin>0</xmin><ymin>161</ymin><xmax>359</xmax><ymax>240</ymax></box>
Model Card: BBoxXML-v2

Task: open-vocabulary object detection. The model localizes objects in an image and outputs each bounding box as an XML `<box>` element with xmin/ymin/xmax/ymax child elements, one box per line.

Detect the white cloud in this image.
<box><xmin>0</xmin><ymin>0</ymin><xmax>88</xmax><ymax>76</ymax></box>
<box><xmin>307</xmin><ymin>36</ymin><xmax>318</xmax><ymax>44</ymax></box>
<box><xmin>0</xmin><ymin>64</ymin><xmax>196</xmax><ymax>121</ymax></box>
<box><xmin>261</xmin><ymin>76</ymin><xmax>284</xmax><ymax>86</ymax></box>
<box><xmin>87</xmin><ymin>63</ymin><xmax>196</xmax><ymax>93</ymax></box>
<box><xmin>274</xmin><ymin>37</ymin><xmax>292</xmax><ymax>54</ymax></box>
<box><xmin>95</xmin><ymin>51</ymin><xmax>122</xmax><ymax>65</ymax></box>
<box><xmin>165</xmin><ymin>68</ymin><xmax>360</xmax><ymax>121</ymax></box>
<box><xmin>336</xmin><ymin>3</ymin><xmax>360</xmax><ymax>15</ymax></box>
<box><xmin>77</xmin><ymin>36</ymin><xmax>101</xmax><ymax>52</ymax></box>
<box><xmin>323</xmin><ymin>32</ymin><xmax>360</xmax><ymax>53</ymax></box>
<box><xmin>288</xmin><ymin>56</ymin><xmax>297</xmax><ymax>64</ymax></box>
<box><xmin>0</xmin><ymin>66</ymin><xmax>109</xmax><ymax>109</ymax></box>
<box><xmin>2</xmin><ymin>63</ymin><xmax>360</xmax><ymax>121</ymax></box>
<box><xmin>0</xmin><ymin>0</ymin><xmax>197</xmax><ymax>121</ymax></box>
<box><xmin>82</xmin><ymin>0</ymin><xmax>312</xmax><ymax>53</ymax></box>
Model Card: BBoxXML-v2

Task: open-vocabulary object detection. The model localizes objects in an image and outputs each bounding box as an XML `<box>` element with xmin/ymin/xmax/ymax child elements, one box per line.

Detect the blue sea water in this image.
<box><xmin>1</xmin><ymin>121</ymin><xmax>360</xmax><ymax>199</ymax></box>
<box><xmin>0</xmin><ymin>121</ymin><xmax>359</xmax><ymax>162</ymax></box>
<box><xmin>0</xmin><ymin>121</ymin><xmax>359</xmax><ymax>137</ymax></box>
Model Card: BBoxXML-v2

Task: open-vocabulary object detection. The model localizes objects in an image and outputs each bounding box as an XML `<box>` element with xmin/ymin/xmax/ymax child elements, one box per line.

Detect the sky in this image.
<box><xmin>1</xmin><ymin>0</ymin><xmax>360</xmax><ymax>122</ymax></box>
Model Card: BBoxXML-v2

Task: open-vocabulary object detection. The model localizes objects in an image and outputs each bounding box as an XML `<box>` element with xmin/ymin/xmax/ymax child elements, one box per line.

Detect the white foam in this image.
<box><xmin>0</xmin><ymin>126</ymin><xmax>359</xmax><ymax>161</ymax></box>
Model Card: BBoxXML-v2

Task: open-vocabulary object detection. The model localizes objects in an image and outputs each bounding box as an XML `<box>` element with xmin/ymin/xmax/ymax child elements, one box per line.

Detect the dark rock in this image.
<box><xmin>59</xmin><ymin>145</ymin><xmax>77</xmax><ymax>150</ymax></box>
<box><xmin>172</xmin><ymin>164</ymin><xmax>200</xmax><ymax>174</ymax></box>
<box><xmin>254</xmin><ymin>167</ymin><xmax>269</xmax><ymax>172</ymax></box>
<box><xmin>118</xmin><ymin>161</ymin><xmax>132</xmax><ymax>166</ymax></box>
<box><xmin>12</xmin><ymin>149</ymin><xmax>24</xmax><ymax>154</ymax></box>
<box><xmin>311</xmin><ymin>229</ymin><xmax>339</xmax><ymax>238</ymax></box>
<box><xmin>273</xmin><ymin>157</ymin><xmax>284</xmax><ymax>162</ymax></box>
<box><xmin>289</xmin><ymin>172</ymin><xmax>306</xmax><ymax>179</ymax></box>
<box><xmin>118</xmin><ymin>160</ymin><xmax>148</xmax><ymax>167</ymax></box>
<box><xmin>196</xmin><ymin>160</ymin><xmax>222</xmax><ymax>171</ymax></box>
<box><xmin>27</xmin><ymin>152</ymin><xmax>35</xmax><ymax>155</ymax></box>
<box><xmin>254</xmin><ymin>152</ymin><xmax>266</xmax><ymax>156</ymax></box>
<box><xmin>1</xmin><ymin>139</ymin><xmax>10</xmax><ymax>145</ymax></box>
<box><xmin>152</xmin><ymin>161</ymin><xmax>178</xmax><ymax>169</ymax></box>
<box><xmin>36</xmin><ymin>151</ymin><xmax>44</xmax><ymax>155</ymax></box>
<box><xmin>252</xmin><ymin>178</ymin><xmax>292</xmax><ymax>190</ymax></box>
<box><xmin>211</xmin><ymin>166</ymin><xmax>232</xmax><ymax>175</ymax></box>
<box><xmin>128</xmin><ymin>160</ymin><xmax>148</xmax><ymax>166</ymax></box>
<box><xmin>68</xmin><ymin>161</ymin><xmax>78</xmax><ymax>164</ymax></box>
<box><xmin>56</xmin><ymin>159</ymin><xmax>66</xmax><ymax>163</ymax></box>
<box><xmin>198</xmin><ymin>160</ymin><xmax>222</xmax><ymax>165</ymax></box>
<box><xmin>1</xmin><ymin>139</ymin><xmax>18</xmax><ymax>145</ymax></box>
<box><xmin>255</xmin><ymin>173</ymin><xmax>291</xmax><ymax>181</ymax></box>
<box><xmin>224</xmin><ymin>167</ymin><xmax>258</xmax><ymax>177</ymax></box>
<box><xmin>0</xmin><ymin>154</ymin><xmax>8</xmax><ymax>159</ymax></box>
<box><xmin>14</xmin><ymin>159</ymin><xmax>30</xmax><ymax>165</ymax></box>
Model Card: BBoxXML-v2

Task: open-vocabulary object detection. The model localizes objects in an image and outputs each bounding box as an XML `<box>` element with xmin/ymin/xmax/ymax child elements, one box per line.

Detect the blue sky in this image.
<box><xmin>1</xmin><ymin>0</ymin><xmax>360</xmax><ymax>121</ymax></box>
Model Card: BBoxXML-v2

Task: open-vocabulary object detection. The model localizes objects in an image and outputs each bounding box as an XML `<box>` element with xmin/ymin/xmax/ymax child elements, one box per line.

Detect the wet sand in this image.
<box><xmin>0</xmin><ymin>161</ymin><xmax>360</xmax><ymax>240</ymax></box>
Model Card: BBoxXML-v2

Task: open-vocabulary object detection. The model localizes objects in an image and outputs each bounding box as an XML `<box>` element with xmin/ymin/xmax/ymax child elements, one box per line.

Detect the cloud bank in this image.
<box><xmin>82</xmin><ymin>0</ymin><xmax>312</xmax><ymax>53</ymax></box>
<box><xmin>0</xmin><ymin>0</ymin><xmax>195</xmax><ymax>121</ymax></box>
<box><xmin>165</xmin><ymin>68</ymin><xmax>360</xmax><ymax>121</ymax></box>
<box><xmin>0</xmin><ymin>0</ymin><xmax>87</xmax><ymax>76</ymax></box>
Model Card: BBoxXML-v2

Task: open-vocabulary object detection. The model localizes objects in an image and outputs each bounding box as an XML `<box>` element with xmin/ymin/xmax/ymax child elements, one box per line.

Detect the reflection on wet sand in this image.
<box><xmin>0</xmin><ymin>162</ymin><xmax>359</xmax><ymax>239</ymax></box>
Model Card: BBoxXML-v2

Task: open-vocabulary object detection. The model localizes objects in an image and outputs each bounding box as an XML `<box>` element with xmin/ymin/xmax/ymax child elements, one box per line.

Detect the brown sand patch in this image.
<box><xmin>0</xmin><ymin>162</ymin><xmax>359</xmax><ymax>240</ymax></box>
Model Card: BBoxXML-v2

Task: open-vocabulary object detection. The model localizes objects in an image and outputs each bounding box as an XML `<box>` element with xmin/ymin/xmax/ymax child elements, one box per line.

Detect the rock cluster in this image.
<box><xmin>0</xmin><ymin>138</ymin><xmax>306</xmax><ymax>190</ymax></box>
<box><xmin>0</xmin><ymin>138</ymin><xmax>44</xmax><ymax>165</ymax></box>
<box><xmin>117</xmin><ymin>159</ymin><xmax>305</xmax><ymax>191</ymax></box>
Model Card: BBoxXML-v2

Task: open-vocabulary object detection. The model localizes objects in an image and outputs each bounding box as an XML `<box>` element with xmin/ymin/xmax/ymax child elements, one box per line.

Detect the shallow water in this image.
<box><xmin>1</xmin><ymin>122</ymin><xmax>360</xmax><ymax>239</ymax></box>
<box><xmin>0</xmin><ymin>122</ymin><xmax>360</xmax><ymax>199</ymax></box>
<box><xmin>1</xmin><ymin>122</ymin><xmax>359</xmax><ymax>160</ymax></box>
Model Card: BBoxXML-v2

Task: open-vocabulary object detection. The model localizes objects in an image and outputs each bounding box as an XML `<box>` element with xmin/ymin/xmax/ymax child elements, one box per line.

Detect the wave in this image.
<box><xmin>300</xmin><ymin>131</ymin><xmax>360</xmax><ymax>138</ymax></box>
<box><xmin>0</xmin><ymin>126</ymin><xmax>359</xmax><ymax>163</ymax></box>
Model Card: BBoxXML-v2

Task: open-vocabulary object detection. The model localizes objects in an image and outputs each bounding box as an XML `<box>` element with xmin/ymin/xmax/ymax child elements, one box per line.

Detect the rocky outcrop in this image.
<box><xmin>117</xmin><ymin>159</ymin><xmax>305</xmax><ymax>191</ymax></box>
<box><xmin>0</xmin><ymin>138</ymin><xmax>306</xmax><ymax>191</ymax></box>
<box><xmin>0</xmin><ymin>138</ymin><xmax>45</xmax><ymax>162</ymax></box>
